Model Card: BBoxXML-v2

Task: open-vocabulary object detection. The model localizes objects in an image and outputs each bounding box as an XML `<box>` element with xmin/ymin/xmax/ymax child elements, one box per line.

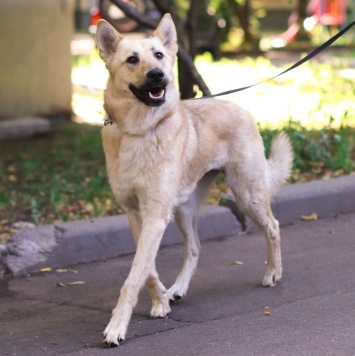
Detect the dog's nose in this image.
<box><xmin>147</xmin><ymin>69</ymin><xmax>164</xmax><ymax>82</ymax></box>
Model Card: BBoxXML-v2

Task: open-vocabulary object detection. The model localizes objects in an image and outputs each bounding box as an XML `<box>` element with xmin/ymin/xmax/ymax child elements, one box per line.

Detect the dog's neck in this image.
<box><xmin>104</xmin><ymin>79</ymin><xmax>180</xmax><ymax>136</ymax></box>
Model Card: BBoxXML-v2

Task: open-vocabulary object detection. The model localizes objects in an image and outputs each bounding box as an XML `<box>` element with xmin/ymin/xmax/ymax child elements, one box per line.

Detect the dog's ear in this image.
<box><xmin>96</xmin><ymin>20</ymin><xmax>124</xmax><ymax>62</ymax></box>
<box><xmin>153</xmin><ymin>14</ymin><xmax>178</xmax><ymax>56</ymax></box>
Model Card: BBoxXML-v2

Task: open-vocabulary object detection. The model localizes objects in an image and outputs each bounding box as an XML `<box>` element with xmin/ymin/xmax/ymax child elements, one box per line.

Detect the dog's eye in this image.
<box><xmin>127</xmin><ymin>56</ymin><xmax>139</xmax><ymax>64</ymax></box>
<box><xmin>155</xmin><ymin>52</ymin><xmax>164</xmax><ymax>60</ymax></box>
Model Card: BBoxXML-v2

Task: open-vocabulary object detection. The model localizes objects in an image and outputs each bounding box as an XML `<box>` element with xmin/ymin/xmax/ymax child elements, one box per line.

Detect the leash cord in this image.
<box><xmin>197</xmin><ymin>20</ymin><xmax>355</xmax><ymax>99</ymax></box>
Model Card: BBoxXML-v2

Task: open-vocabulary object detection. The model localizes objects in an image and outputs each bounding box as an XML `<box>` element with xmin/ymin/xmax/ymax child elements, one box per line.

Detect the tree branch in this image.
<box><xmin>177</xmin><ymin>46</ymin><xmax>211</xmax><ymax>96</ymax></box>
<box><xmin>108</xmin><ymin>0</ymin><xmax>157</xmax><ymax>28</ymax></box>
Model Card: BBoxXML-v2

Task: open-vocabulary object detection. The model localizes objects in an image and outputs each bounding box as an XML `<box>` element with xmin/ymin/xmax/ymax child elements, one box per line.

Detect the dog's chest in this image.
<box><xmin>111</xmin><ymin>135</ymin><xmax>178</xmax><ymax>204</ymax></box>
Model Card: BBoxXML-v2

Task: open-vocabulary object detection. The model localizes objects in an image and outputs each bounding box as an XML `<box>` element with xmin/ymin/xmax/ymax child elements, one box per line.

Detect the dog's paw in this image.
<box><xmin>150</xmin><ymin>297</ymin><xmax>171</xmax><ymax>318</ymax></box>
<box><xmin>262</xmin><ymin>267</ymin><xmax>282</xmax><ymax>287</ymax></box>
<box><xmin>168</xmin><ymin>292</ymin><xmax>183</xmax><ymax>304</ymax></box>
<box><xmin>167</xmin><ymin>284</ymin><xmax>187</xmax><ymax>303</ymax></box>
<box><xmin>102</xmin><ymin>319</ymin><xmax>127</xmax><ymax>347</ymax></box>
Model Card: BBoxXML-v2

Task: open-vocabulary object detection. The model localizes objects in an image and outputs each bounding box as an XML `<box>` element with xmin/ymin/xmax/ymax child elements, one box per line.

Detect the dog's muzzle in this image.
<box><xmin>129</xmin><ymin>69</ymin><xmax>167</xmax><ymax>107</ymax></box>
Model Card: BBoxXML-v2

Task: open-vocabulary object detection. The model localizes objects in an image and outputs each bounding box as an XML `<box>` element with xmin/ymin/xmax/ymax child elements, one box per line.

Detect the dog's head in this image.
<box><xmin>96</xmin><ymin>14</ymin><xmax>178</xmax><ymax>108</ymax></box>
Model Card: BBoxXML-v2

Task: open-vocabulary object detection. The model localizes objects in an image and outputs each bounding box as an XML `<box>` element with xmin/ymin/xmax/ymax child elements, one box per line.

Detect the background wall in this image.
<box><xmin>0</xmin><ymin>0</ymin><xmax>74</xmax><ymax>119</ymax></box>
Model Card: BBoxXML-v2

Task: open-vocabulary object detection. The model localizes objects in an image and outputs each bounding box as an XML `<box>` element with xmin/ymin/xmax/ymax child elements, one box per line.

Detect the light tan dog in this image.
<box><xmin>96</xmin><ymin>14</ymin><xmax>292</xmax><ymax>346</ymax></box>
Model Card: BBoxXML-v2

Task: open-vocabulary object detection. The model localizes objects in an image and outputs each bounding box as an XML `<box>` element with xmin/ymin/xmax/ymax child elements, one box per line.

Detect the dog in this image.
<box><xmin>96</xmin><ymin>13</ymin><xmax>293</xmax><ymax>346</ymax></box>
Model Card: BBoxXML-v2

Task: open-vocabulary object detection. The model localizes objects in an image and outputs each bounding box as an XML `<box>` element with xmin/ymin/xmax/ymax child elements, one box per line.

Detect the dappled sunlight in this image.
<box><xmin>72</xmin><ymin>92</ymin><xmax>106</xmax><ymax>125</ymax></box>
<box><xmin>194</xmin><ymin>55</ymin><xmax>355</xmax><ymax>129</ymax></box>
<box><xmin>71</xmin><ymin>51</ymin><xmax>355</xmax><ymax>129</ymax></box>
<box><xmin>72</xmin><ymin>51</ymin><xmax>108</xmax><ymax>125</ymax></box>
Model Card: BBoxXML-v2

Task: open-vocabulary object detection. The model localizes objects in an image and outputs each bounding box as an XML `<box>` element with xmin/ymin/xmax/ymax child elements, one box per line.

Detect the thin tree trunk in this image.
<box><xmin>178</xmin><ymin>1</ymin><xmax>199</xmax><ymax>98</ymax></box>
<box><xmin>294</xmin><ymin>0</ymin><xmax>312</xmax><ymax>42</ymax></box>
<box><xmin>230</xmin><ymin>0</ymin><xmax>260</xmax><ymax>50</ymax></box>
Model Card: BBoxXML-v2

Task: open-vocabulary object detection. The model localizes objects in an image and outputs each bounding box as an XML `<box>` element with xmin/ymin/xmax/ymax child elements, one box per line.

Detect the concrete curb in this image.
<box><xmin>2</xmin><ymin>205</ymin><xmax>239</xmax><ymax>278</ymax></box>
<box><xmin>0</xmin><ymin>117</ymin><xmax>51</xmax><ymax>141</ymax></box>
<box><xmin>1</xmin><ymin>175</ymin><xmax>355</xmax><ymax>278</ymax></box>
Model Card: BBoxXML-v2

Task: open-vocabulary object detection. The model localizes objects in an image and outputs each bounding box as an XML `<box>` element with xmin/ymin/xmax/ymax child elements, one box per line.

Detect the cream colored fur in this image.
<box><xmin>96</xmin><ymin>14</ymin><xmax>293</xmax><ymax>347</ymax></box>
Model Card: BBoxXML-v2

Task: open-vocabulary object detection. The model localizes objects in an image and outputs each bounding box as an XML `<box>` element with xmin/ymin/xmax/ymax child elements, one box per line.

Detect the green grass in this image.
<box><xmin>206</xmin><ymin>116</ymin><xmax>355</xmax><ymax>205</ymax></box>
<box><xmin>1</xmin><ymin>117</ymin><xmax>354</xmax><ymax>239</ymax></box>
<box><xmin>0</xmin><ymin>123</ymin><xmax>122</xmax><ymax>234</ymax></box>
<box><xmin>262</xmin><ymin>116</ymin><xmax>355</xmax><ymax>178</ymax></box>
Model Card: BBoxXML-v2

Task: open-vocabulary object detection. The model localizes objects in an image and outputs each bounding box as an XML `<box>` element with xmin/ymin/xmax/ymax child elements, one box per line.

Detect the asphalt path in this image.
<box><xmin>1</xmin><ymin>211</ymin><xmax>355</xmax><ymax>356</ymax></box>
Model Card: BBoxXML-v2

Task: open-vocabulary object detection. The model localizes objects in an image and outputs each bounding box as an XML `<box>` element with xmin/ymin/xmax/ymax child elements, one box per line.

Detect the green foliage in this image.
<box><xmin>0</xmin><ymin>123</ymin><xmax>122</xmax><ymax>228</ymax></box>
<box><xmin>1</xmin><ymin>116</ymin><xmax>354</xmax><ymax>233</ymax></box>
<box><xmin>30</xmin><ymin>198</ymin><xmax>40</xmax><ymax>225</ymax></box>
<box><xmin>261</xmin><ymin>115</ymin><xmax>355</xmax><ymax>181</ymax></box>
<box><xmin>206</xmin><ymin>116</ymin><xmax>355</xmax><ymax>205</ymax></box>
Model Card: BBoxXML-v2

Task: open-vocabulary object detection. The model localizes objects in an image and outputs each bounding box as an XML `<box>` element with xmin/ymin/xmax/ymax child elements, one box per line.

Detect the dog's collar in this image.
<box><xmin>104</xmin><ymin>117</ymin><xmax>113</xmax><ymax>126</ymax></box>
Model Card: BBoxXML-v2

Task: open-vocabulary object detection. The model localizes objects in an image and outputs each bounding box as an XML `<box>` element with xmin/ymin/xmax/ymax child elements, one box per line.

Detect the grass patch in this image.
<box><xmin>1</xmin><ymin>117</ymin><xmax>354</xmax><ymax>241</ymax></box>
<box><xmin>206</xmin><ymin>116</ymin><xmax>355</xmax><ymax>205</ymax></box>
<box><xmin>0</xmin><ymin>122</ymin><xmax>123</xmax><ymax>241</ymax></box>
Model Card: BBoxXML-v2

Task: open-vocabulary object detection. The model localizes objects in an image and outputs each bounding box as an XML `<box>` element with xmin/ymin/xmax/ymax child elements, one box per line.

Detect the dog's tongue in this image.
<box><xmin>149</xmin><ymin>88</ymin><xmax>164</xmax><ymax>99</ymax></box>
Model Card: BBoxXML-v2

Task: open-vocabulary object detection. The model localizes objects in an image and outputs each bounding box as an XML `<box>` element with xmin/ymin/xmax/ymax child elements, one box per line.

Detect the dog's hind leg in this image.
<box><xmin>127</xmin><ymin>212</ymin><xmax>171</xmax><ymax>318</ymax></box>
<box><xmin>242</xmin><ymin>199</ymin><xmax>281</xmax><ymax>287</ymax></box>
<box><xmin>168</xmin><ymin>171</ymin><xmax>219</xmax><ymax>302</ymax></box>
<box><xmin>168</xmin><ymin>199</ymin><xmax>200</xmax><ymax>302</ymax></box>
<box><xmin>226</xmin><ymin>167</ymin><xmax>282</xmax><ymax>288</ymax></box>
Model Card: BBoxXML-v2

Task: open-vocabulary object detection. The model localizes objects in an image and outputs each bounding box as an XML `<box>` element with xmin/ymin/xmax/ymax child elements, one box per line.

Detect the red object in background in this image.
<box><xmin>310</xmin><ymin>0</ymin><xmax>346</xmax><ymax>26</ymax></box>
<box><xmin>90</xmin><ymin>7</ymin><xmax>102</xmax><ymax>26</ymax></box>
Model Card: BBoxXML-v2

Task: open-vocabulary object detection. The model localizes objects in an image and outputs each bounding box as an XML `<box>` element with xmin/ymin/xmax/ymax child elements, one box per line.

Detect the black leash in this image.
<box><xmin>199</xmin><ymin>19</ymin><xmax>355</xmax><ymax>99</ymax></box>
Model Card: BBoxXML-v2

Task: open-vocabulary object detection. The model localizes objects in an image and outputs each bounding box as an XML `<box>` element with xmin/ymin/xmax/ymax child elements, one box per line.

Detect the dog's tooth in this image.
<box><xmin>149</xmin><ymin>90</ymin><xmax>164</xmax><ymax>100</ymax></box>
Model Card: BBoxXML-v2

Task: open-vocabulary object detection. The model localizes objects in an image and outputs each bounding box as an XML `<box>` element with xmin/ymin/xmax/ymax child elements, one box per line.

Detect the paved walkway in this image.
<box><xmin>1</xmin><ymin>210</ymin><xmax>355</xmax><ymax>355</ymax></box>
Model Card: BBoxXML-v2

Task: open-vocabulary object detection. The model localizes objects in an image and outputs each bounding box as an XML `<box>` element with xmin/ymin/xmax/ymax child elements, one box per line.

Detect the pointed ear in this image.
<box><xmin>96</xmin><ymin>20</ymin><xmax>123</xmax><ymax>62</ymax></box>
<box><xmin>153</xmin><ymin>14</ymin><xmax>178</xmax><ymax>55</ymax></box>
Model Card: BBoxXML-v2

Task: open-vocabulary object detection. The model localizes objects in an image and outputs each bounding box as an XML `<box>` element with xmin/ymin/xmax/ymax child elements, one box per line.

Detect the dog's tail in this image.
<box><xmin>266</xmin><ymin>132</ymin><xmax>293</xmax><ymax>196</ymax></box>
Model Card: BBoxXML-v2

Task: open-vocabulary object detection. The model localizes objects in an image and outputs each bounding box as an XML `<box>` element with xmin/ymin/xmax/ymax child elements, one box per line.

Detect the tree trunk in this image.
<box><xmin>294</xmin><ymin>0</ymin><xmax>312</xmax><ymax>42</ymax></box>
<box><xmin>179</xmin><ymin>0</ymin><xmax>199</xmax><ymax>99</ymax></box>
<box><xmin>230</xmin><ymin>0</ymin><xmax>260</xmax><ymax>50</ymax></box>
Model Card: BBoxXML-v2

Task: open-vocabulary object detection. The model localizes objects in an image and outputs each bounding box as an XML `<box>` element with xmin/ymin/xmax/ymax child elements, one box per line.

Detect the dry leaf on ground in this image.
<box><xmin>230</xmin><ymin>261</ymin><xmax>244</xmax><ymax>266</ymax></box>
<box><xmin>300</xmin><ymin>212</ymin><xmax>318</xmax><ymax>221</ymax></box>
<box><xmin>56</xmin><ymin>268</ymin><xmax>78</xmax><ymax>274</ymax></box>
<box><xmin>57</xmin><ymin>281</ymin><xmax>85</xmax><ymax>287</ymax></box>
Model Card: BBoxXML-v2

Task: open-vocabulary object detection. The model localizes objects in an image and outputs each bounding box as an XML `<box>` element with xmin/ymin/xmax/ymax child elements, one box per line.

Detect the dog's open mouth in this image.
<box><xmin>129</xmin><ymin>84</ymin><xmax>166</xmax><ymax>107</ymax></box>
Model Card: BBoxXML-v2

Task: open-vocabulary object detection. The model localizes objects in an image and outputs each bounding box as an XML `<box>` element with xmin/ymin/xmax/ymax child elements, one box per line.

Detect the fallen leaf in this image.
<box><xmin>300</xmin><ymin>212</ymin><xmax>318</xmax><ymax>221</ymax></box>
<box><xmin>57</xmin><ymin>281</ymin><xmax>85</xmax><ymax>287</ymax></box>
<box><xmin>0</xmin><ymin>233</ymin><xmax>11</xmax><ymax>244</ymax></box>
<box><xmin>104</xmin><ymin>199</ymin><xmax>112</xmax><ymax>211</ymax></box>
<box><xmin>40</xmin><ymin>267</ymin><xmax>52</xmax><ymax>273</ymax></box>
<box><xmin>7</xmin><ymin>175</ymin><xmax>17</xmax><ymax>183</ymax></box>
<box><xmin>334</xmin><ymin>169</ymin><xmax>344</xmax><ymax>177</ymax></box>
<box><xmin>230</xmin><ymin>261</ymin><xmax>244</xmax><ymax>266</ymax></box>
<box><xmin>55</xmin><ymin>268</ymin><xmax>78</xmax><ymax>274</ymax></box>
<box><xmin>12</xmin><ymin>221</ymin><xmax>36</xmax><ymax>230</ymax></box>
<box><xmin>84</xmin><ymin>203</ymin><xmax>94</xmax><ymax>212</ymax></box>
<box><xmin>264</xmin><ymin>311</ymin><xmax>271</xmax><ymax>316</ymax></box>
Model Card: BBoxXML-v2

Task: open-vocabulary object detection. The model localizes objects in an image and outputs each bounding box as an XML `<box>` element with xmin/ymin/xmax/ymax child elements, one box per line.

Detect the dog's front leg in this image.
<box><xmin>103</xmin><ymin>217</ymin><xmax>168</xmax><ymax>346</ymax></box>
<box><xmin>127</xmin><ymin>212</ymin><xmax>171</xmax><ymax>318</ymax></box>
